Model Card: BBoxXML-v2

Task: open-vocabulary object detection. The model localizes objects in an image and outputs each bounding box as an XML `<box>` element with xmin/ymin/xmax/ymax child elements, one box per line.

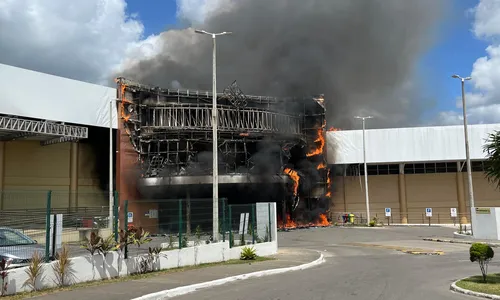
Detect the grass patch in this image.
<box><xmin>4</xmin><ymin>256</ymin><xmax>274</xmax><ymax>299</ymax></box>
<box><xmin>456</xmin><ymin>273</ymin><xmax>500</xmax><ymax>296</ymax></box>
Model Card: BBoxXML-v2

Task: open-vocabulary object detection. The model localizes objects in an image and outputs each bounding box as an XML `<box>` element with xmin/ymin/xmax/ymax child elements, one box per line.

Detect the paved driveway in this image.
<box><xmin>174</xmin><ymin>226</ymin><xmax>480</xmax><ymax>300</ymax></box>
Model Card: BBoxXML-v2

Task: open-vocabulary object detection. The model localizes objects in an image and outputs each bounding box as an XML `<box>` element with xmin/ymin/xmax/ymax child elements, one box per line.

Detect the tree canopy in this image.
<box><xmin>483</xmin><ymin>130</ymin><xmax>500</xmax><ymax>188</ymax></box>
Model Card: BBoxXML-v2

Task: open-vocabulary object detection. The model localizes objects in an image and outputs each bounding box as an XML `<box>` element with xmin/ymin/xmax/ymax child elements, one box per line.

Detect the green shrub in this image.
<box><xmin>369</xmin><ymin>220</ymin><xmax>376</xmax><ymax>227</ymax></box>
<box><xmin>240</xmin><ymin>246</ymin><xmax>257</xmax><ymax>261</ymax></box>
<box><xmin>470</xmin><ymin>243</ymin><xmax>495</xmax><ymax>282</ymax></box>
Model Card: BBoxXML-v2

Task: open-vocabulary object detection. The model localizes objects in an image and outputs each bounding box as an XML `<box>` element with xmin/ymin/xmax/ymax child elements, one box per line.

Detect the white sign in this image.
<box><xmin>238</xmin><ymin>213</ymin><xmax>249</xmax><ymax>235</ymax></box>
<box><xmin>425</xmin><ymin>208</ymin><xmax>433</xmax><ymax>217</ymax></box>
<box><xmin>148</xmin><ymin>209</ymin><xmax>158</xmax><ymax>219</ymax></box>
<box><xmin>127</xmin><ymin>212</ymin><xmax>134</xmax><ymax>223</ymax></box>
<box><xmin>450</xmin><ymin>208</ymin><xmax>457</xmax><ymax>218</ymax></box>
<box><xmin>385</xmin><ymin>208</ymin><xmax>392</xmax><ymax>217</ymax></box>
<box><xmin>49</xmin><ymin>214</ymin><xmax>63</xmax><ymax>253</ymax></box>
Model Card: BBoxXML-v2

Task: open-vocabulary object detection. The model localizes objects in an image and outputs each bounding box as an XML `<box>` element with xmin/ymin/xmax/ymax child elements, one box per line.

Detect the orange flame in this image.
<box><xmin>306</xmin><ymin>122</ymin><xmax>326</xmax><ymax>157</ymax></box>
<box><xmin>328</xmin><ymin>127</ymin><xmax>340</xmax><ymax>132</ymax></box>
<box><xmin>317</xmin><ymin>162</ymin><xmax>326</xmax><ymax>170</ymax></box>
<box><xmin>317</xmin><ymin>214</ymin><xmax>330</xmax><ymax>226</ymax></box>
<box><xmin>278</xmin><ymin>213</ymin><xmax>331</xmax><ymax>229</ymax></box>
<box><xmin>120</xmin><ymin>84</ymin><xmax>131</xmax><ymax>122</ymax></box>
<box><xmin>284</xmin><ymin>168</ymin><xmax>300</xmax><ymax>196</ymax></box>
<box><xmin>326</xmin><ymin>169</ymin><xmax>332</xmax><ymax>197</ymax></box>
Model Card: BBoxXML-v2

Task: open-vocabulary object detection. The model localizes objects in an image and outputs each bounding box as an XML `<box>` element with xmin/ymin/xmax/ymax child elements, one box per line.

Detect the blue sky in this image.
<box><xmin>126</xmin><ymin>0</ymin><xmax>179</xmax><ymax>33</ymax></box>
<box><xmin>124</xmin><ymin>0</ymin><xmax>489</xmax><ymax>123</ymax></box>
<box><xmin>419</xmin><ymin>0</ymin><xmax>488</xmax><ymax>118</ymax></box>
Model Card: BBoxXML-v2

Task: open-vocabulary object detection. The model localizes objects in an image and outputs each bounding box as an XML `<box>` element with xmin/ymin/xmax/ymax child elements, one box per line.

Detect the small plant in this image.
<box><xmin>81</xmin><ymin>231</ymin><xmax>103</xmax><ymax>255</ymax></box>
<box><xmin>23</xmin><ymin>251</ymin><xmax>45</xmax><ymax>292</ymax></box>
<box><xmin>129</xmin><ymin>227</ymin><xmax>153</xmax><ymax>247</ymax></box>
<box><xmin>181</xmin><ymin>235</ymin><xmax>189</xmax><ymax>248</ymax></box>
<box><xmin>470</xmin><ymin>242</ymin><xmax>495</xmax><ymax>282</ymax></box>
<box><xmin>0</xmin><ymin>258</ymin><xmax>11</xmax><ymax>296</ymax></box>
<box><xmin>137</xmin><ymin>247</ymin><xmax>164</xmax><ymax>274</ymax></box>
<box><xmin>240</xmin><ymin>246</ymin><xmax>257</xmax><ymax>261</ymax></box>
<box><xmin>52</xmin><ymin>244</ymin><xmax>74</xmax><ymax>287</ymax></box>
<box><xmin>194</xmin><ymin>225</ymin><xmax>203</xmax><ymax>246</ymax></box>
<box><xmin>100</xmin><ymin>234</ymin><xmax>117</xmax><ymax>257</ymax></box>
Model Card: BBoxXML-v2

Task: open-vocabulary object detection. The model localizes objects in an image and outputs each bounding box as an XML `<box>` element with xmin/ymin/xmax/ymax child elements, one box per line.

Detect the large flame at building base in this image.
<box><xmin>278</xmin><ymin>213</ymin><xmax>331</xmax><ymax>229</ymax></box>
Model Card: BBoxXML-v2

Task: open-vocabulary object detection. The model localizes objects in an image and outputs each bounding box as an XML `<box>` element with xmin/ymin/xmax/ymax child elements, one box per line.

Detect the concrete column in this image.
<box><xmin>0</xmin><ymin>141</ymin><xmax>5</xmax><ymax>210</ymax></box>
<box><xmin>398</xmin><ymin>163</ymin><xmax>408</xmax><ymax>224</ymax></box>
<box><xmin>456</xmin><ymin>162</ymin><xmax>468</xmax><ymax>224</ymax></box>
<box><xmin>69</xmin><ymin>142</ymin><xmax>79</xmax><ymax>209</ymax></box>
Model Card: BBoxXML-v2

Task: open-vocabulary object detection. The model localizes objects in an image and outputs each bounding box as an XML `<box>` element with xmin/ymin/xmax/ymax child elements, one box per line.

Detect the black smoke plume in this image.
<box><xmin>118</xmin><ymin>0</ymin><xmax>448</xmax><ymax>129</ymax></box>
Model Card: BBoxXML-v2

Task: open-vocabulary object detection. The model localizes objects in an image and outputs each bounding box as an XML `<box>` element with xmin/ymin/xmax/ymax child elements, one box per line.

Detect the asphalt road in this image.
<box><xmin>174</xmin><ymin>226</ymin><xmax>481</xmax><ymax>300</ymax></box>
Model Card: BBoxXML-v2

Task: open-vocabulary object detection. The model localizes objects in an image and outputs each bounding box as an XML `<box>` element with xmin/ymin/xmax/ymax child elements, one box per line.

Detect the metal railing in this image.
<box><xmin>0</xmin><ymin>190</ymin><xmax>113</xmax><ymax>264</ymax></box>
<box><xmin>332</xmin><ymin>210</ymin><xmax>471</xmax><ymax>226</ymax></box>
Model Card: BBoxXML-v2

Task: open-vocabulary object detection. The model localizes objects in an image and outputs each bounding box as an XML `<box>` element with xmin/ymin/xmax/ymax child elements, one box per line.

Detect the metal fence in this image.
<box><xmin>332</xmin><ymin>210</ymin><xmax>472</xmax><ymax>226</ymax></box>
<box><xmin>0</xmin><ymin>191</ymin><xmax>276</xmax><ymax>264</ymax></box>
<box><xmin>0</xmin><ymin>190</ymin><xmax>112</xmax><ymax>264</ymax></box>
<box><xmin>117</xmin><ymin>199</ymin><xmax>274</xmax><ymax>258</ymax></box>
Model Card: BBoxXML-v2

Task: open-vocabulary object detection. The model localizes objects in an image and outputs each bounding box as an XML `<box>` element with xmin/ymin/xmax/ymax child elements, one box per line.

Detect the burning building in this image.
<box><xmin>115</xmin><ymin>77</ymin><xmax>331</xmax><ymax>231</ymax></box>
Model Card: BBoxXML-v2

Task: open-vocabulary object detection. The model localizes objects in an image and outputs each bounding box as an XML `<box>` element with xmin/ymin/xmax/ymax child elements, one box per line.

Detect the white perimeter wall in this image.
<box><xmin>5</xmin><ymin>241</ymin><xmax>278</xmax><ymax>295</ymax></box>
<box><xmin>0</xmin><ymin>63</ymin><xmax>118</xmax><ymax>129</ymax></box>
<box><xmin>327</xmin><ymin>123</ymin><xmax>500</xmax><ymax>164</ymax></box>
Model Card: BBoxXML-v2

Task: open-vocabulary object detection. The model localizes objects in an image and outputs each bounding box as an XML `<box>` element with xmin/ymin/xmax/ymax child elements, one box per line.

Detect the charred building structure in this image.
<box><xmin>115</xmin><ymin>78</ymin><xmax>330</xmax><ymax>230</ymax></box>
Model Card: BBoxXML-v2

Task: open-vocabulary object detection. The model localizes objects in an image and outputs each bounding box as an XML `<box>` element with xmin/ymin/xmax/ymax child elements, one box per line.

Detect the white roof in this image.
<box><xmin>326</xmin><ymin>124</ymin><xmax>500</xmax><ymax>164</ymax></box>
<box><xmin>0</xmin><ymin>63</ymin><xmax>118</xmax><ymax>129</ymax></box>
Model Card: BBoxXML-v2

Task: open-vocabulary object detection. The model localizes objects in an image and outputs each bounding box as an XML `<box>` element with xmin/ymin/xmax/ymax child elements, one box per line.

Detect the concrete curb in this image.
<box><xmin>131</xmin><ymin>252</ymin><xmax>325</xmax><ymax>300</ymax></box>
<box><xmin>423</xmin><ymin>238</ymin><xmax>500</xmax><ymax>248</ymax></box>
<box><xmin>453</xmin><ymin>232</ymin><xmax>472</xmax><ymax>239</ymax></box>
<box><xmin>450</xmin><ymin>278</ymin><xmax>500</xmax><ymax>299</ymax></box>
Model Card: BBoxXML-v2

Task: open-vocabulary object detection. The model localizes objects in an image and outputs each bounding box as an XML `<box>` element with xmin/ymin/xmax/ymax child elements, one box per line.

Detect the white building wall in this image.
<box><xmin>0</xmin><ymin>63</ymin><xmax>118</xmax><ymax>129</ymax></box>
<box><xmin>327</xmin><ymin>124</ymin><xmax>500</xmax><ymax>165</ymax></box>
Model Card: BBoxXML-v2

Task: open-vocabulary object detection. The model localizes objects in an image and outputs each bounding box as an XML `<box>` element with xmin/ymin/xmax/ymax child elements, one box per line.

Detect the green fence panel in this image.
<box><xmin>124</xmin><ymin>200</ymin><xmax>129</xmax><ymax>259</ymax></box>
<box><xmin>45</xmin><ymin>191</ymin><xmax>52</xmax><ymax>262</ymax></box>
<box><xmin>113</xmin><ymin>191</ymin><xmax>119</xmax><ymax>242</ymax></box>
<box><xmin>178</xmin><ymin>199</ymin><xmax>183</xmax><ymax>250</ymax></box>
<box><xmin>251</xmin><ymin>204</ymin><xmax>256</xmax><ymax>244</ymax></box>
<box><xmin>268</xmin><ymin>203</ymin><xmax>272</xmax><ymax>242</ymax></box>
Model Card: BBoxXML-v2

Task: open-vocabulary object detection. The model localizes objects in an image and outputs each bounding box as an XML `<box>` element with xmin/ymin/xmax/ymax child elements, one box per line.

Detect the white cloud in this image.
<box><xmin>0</xmin><ymin>0</ymin><xmax>159</xmax><ymax>85</ymax></box>
<box><xmin>0</xmin><ymin>0</ymin><xmax>234</xmax><ymax>85</ymax></box>
<box><xmin>439</xmin><ymin>0</ymin><xmax>500</xmax><ymax>125</ymax></box>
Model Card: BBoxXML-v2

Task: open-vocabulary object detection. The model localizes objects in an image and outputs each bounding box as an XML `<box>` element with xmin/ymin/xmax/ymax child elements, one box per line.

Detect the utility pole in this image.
<box><xmin>195</xmin><ymin>29</ymin><xmax>232</xmax><ymax>241</ymax></box>
<box><xmin>109</xmin><ymin>99</ymin><xmax>114</xmax><ymax>229</ymax></box>
<box><xmin>354</xmin><ymin>116</ymin><xmax>373</xmax><ymax>224</ymax></box>
<box><xmin>452</xmin><ymin>74</ymin><xmax>475</xmax><ymax>232</ymax></box>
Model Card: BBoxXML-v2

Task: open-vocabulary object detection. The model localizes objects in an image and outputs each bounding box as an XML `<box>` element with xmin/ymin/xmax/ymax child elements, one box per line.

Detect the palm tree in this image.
<box><xmin>483</xmin><ymin>130</ymin><xmax>500</xmax><ymax>188</ymax></box>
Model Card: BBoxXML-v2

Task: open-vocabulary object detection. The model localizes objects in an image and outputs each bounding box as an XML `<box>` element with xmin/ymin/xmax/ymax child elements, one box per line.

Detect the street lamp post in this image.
<box><xmin>195</xmin><ymin>29</ymin><xmax>232</xmax><ymax>242</ymax></box>
<box><xmin>109</xmin><ymin>99</ymin><xmax>114</xmax><ymax>230</ymax></box>
<box><xmin>354</xmin><ymin>116</ymin><xmax>373</xmax><ymax>223</ymax></box>
<box><xmin>452</xmin><ymin>74</ymin><xmax>475</xmax><ymax>230</ymax></box>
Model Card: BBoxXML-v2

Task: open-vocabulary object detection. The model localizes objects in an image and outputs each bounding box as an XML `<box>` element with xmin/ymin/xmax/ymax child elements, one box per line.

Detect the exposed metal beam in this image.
<box><xmin>0</xmin><ymin>115</ymin><xmax>88</xmax><ymax>138</ymax></box>
<box><xmin>40</xmin><ymin>136</ymin><xmax>81</xmax><ymax>146</ymax></box>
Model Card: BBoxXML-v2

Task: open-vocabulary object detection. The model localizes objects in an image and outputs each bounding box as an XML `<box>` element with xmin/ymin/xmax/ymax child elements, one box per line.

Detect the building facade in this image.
<box><xmin>326</xmin><ymin>124</ymin><xmax>500</xmax><ymax>224</ymax></box>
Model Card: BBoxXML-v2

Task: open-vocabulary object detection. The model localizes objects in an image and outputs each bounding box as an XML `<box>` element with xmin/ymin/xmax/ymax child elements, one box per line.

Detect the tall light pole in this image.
<box><xmin>354</xmin><ymin>116</ymin><xmax>373</xmax><ymax>223</ymax></box>
<box><xmin>109</xmin><ymin>99</ymin><xmax>114</xmax><ymax>229</ymax></box>
<box><xmin>452</xmin><ymin>74</ymin><xmax>475</xmax><ymax>227</ymax></box>
<box><xmin>195</xmin><ymin>29</ymin><xmax>232</xmax><ymax>241</ymax></box>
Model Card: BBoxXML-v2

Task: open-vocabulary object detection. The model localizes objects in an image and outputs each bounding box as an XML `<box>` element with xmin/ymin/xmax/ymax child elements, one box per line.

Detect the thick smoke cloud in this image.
<box><xmin>118</xmin><ymin>0</ymin><xmax>447</xmax><ymax>129</ymax></box>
